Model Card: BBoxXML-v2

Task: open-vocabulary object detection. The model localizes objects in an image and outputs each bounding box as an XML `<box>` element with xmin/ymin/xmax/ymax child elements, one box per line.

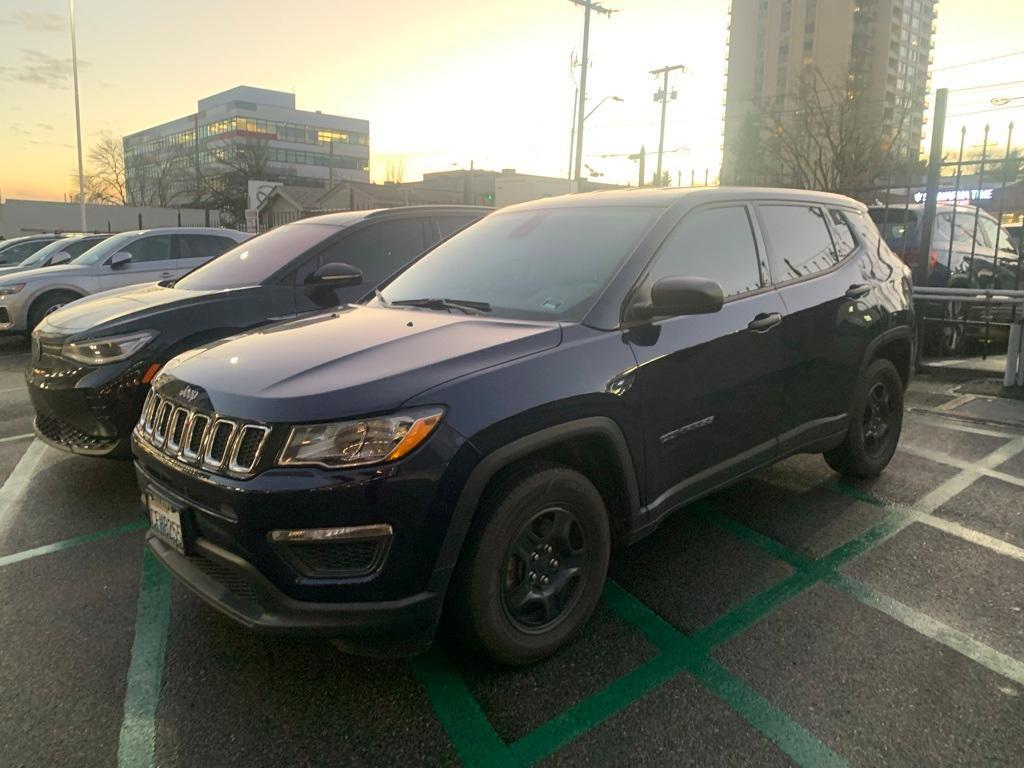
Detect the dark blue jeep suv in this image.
<box><xmin>132</xmin><ymin>188</ymin><xmax>914</xmax><ymax>664</ymax></box>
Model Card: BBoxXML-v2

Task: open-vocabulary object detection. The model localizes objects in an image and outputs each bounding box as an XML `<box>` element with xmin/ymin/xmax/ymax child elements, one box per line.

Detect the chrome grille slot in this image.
<box><xmin>135</xmin><ymin>390</ymin><xmax>271</xmax><ymax>478</ymax></box>
<box><xmin>153</xmin><ymin>401</ymin><xmax>174</xmax><ymax>445</ymax></box>
<box><xmin>203</xmin><ymin>419</ymin><xmax>236</xmax><ymax>468</ymax></box>
<box><xmin>143</xmin><ymin>393</ymin><xmax>160</xmax><ymax>434</ymax></box>
<box><xmin>182</xmin><ymin>414</ymin><xmax>209</xmax><ymax>460</ymax></box>
<box><xmin>165</xmin><ymin>407</ymin><xmax>189</xmax><ymax>453</ymax></box>
<box><xmin>228</xmin><ymin>425</ymin><xmax>271</xmax><ymax>474</ymax></box>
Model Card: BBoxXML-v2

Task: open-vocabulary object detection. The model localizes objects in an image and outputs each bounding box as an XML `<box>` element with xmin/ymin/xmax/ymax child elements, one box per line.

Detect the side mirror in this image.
<box><xmin>49</xmin><ymin>250</ymin><xmax>72</xmax><ymax>266</ymax></box>
<box><xmin>632</xmin><ymin>276</ymin><xmax>724</xmax><ymax>321</ymax></box>
<box><xmin>305</xmin><ymin>261</ymin><xmax>362</xmax><ymax>287</ymax></box>
<box><xmin>109</xmin><ymin>251</ymin><xmax>132</xmax><ymax>269</ymax></box>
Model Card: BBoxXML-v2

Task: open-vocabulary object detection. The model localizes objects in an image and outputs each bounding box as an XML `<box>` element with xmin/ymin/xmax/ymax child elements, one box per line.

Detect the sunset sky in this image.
<box><xmin>1</xmin><ymin>0</ymin><xmax>1023</xmax><ymax>201</ymax></box>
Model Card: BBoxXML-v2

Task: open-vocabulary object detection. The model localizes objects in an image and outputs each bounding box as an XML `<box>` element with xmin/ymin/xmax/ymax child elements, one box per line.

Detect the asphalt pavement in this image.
<box><xmin>2</xmin><ymin>333</ymin><xmax>1023</xmax><ymax>768</ymax></box>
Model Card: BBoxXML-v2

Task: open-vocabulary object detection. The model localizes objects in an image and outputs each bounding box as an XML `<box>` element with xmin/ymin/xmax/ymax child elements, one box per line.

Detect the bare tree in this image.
<box><xmin>200</xmin><ymin>138</ymin><xmax>271</xmax><ymax>226</ymax></box>
<box><xmin>385</xmin><ymin>156</ymin><xmax>407</xmax><ymax>184</ymax></box>
<box><xmin>727</xmin><ymin>68</ymin><xmax>920</xmax><ymax>196</ymax></box>
<box><xmin>86</xmin><ymin>133</ymin><xmax>127</xmax><ymax>203</ymax></box>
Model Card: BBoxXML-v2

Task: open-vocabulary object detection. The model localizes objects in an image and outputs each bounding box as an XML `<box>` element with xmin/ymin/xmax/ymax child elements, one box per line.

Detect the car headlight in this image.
<box><xmin>0</xmin><ymin>283</ymin><xmax>25</xmax><ymax>296</ymax></box>
<box><xmin>278</xmin><ymin>407</ymin><xmax>445</xmax><ymax>468</ymax></box>
<box><xmin>61</xmin><ymin>330</ymin><xmax>158</xmax><ymax>365</ymax></box>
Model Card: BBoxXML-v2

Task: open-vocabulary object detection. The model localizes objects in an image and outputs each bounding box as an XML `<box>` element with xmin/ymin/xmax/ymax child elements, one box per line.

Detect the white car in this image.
<box><xmin>0</xmin><ymin>233</ymin><xmax>111</xmax><ymax>278</ymax></box>
<box><xmin>0</xmin><ymin>227</ymin><xmax>250</xmax><ymax>332</ymax></box>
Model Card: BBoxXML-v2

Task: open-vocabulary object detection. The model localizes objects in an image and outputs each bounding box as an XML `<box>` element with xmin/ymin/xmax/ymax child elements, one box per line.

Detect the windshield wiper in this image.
<box><xmin>389</xmin><ymin>297</ymin><xmax>491</xmax><ymax>314</ymax></box>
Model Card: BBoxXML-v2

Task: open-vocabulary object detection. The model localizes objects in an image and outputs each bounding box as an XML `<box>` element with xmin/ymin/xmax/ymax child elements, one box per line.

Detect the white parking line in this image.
<box><xmin>0</xmin><ymin>385</ymin><xmax>26</xmax><ymax>394</ymax></box>
<box><xmin>0</xmin><ymin>440</ymin><xmax>48</xmax><ymax>548</ymax></box>
<box><xmin>0</xmin><ymin>433</ymin><xmax>34</xmax><ymax>445</ymax></box>
<box><xmin>913</xmin><ymin>437</ymin><xmax>1024</xmax><ymax>514</ymax></box>
<box><xmin>900</xmin><ymin>443</ymin><xmax>1024</xmax><ymax>490</ymax></box>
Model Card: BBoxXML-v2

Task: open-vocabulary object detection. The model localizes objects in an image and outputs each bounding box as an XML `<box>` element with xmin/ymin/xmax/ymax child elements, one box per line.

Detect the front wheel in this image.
<box><xmin>824</xmin><ymin>358</ymin><xmax>904</xmax><ymax>479</ymax></box>
<box><xmin>28</xmin><ymin>290</ymin><xmax>81</xmax><ymax>330</ymax></box>
<box><xmin>447</xmin><ymin>463</ymin><xmax>610</xmax><ymax>665</ymax></box>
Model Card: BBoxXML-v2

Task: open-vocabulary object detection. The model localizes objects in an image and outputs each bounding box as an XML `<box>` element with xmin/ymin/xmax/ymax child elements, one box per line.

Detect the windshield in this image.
<box><xmin>18</xmin><ymin>237</ymin><xmax>87</xmax><ymax>268</ymax></box>
<box><xmin>175</xmin><ymin>223</ymin><xmax>340</xmax><ymax>291</ymax></box>
<box><xmin>71</xmin><ymin>232</ymin><xmax>142</xmax><ymax>265</ymax></box>
<box><xmin>379</xmin><ymin>206</ymin><xmax>663</xmax><ymax>321</ymax></box>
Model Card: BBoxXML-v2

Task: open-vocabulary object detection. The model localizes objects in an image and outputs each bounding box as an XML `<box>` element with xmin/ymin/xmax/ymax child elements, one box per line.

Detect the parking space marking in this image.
<box><xmin>830</xmin><ymin>575</ymin><xmax>1024</xmax><ymax>687</ymax></box>
<box><xmin>0</xmin><ymin>520</ymin><xmax>146</xmax><ymax>568</ymax></box>
<box><xmin>0</xmin><ymin>385</ymin><xmax>26</xmax><ymax>394</ymax></box>
<box><xmin>0</xmin><ymin>439</ymin><xmax>47</xmax><ymax>543</ymax></box>
<box><xmin>911</xmin><ymin>414</ymin><xmax>1022</xmax><ymax>440</ymax></box>
<box><xmin>900</xmin><ymin>443</ymin><xmax>1024</xmax><ymax>489</ymax></box>
<box><xmin>697</xmin><ymin>503</ymin><xmax>1024</xmax><ymax>687</ymax></box>
<box><xmin>411</xmin><ymin>648</ymin><xmax>516</xmax><ymax>768</ymax></box>
<box><xmin>0</xmin><ymin>432</ymin><xmax>34</xmax><ymax>445</ymax></box>
<box><xmin>118</xmin><ymin>548</ymin><xmax>172</xmax><ymax>768</ymax></box>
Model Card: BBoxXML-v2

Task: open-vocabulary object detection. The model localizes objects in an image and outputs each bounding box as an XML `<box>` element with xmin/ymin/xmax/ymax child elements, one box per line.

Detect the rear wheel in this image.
<box><xmin>824</xmin><ymin>358</ymin><xmax>903</xmax><ymax>479</ymax></box>
<box><xmin>447</xmin><ymin>463</ymin><xmax>610</xmax><ymax>665</ymax></box>
<box><xmin>28</xmin><ymin>290</ymin><xmax>81</xmax><ymax>330</ymax></box>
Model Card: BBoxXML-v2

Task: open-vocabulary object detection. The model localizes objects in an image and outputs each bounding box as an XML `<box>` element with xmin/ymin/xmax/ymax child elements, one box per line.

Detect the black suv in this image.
<box><xmin>27</xmin><ymin>206</ymin><xmax>487</xmax><ymax>457</ymax></box>
<box><xmin>132</xmin><ymin>188</ymin><xmax>914</xmax><ymax>664</ymax></box>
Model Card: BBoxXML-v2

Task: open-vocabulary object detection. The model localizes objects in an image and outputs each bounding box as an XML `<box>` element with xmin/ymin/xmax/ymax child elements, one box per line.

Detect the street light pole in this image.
<box><xmin>650</xmin><ymin>64</ymin><xmax>685</xmax><ymax>186</ymax></box>
<box><xmin>568</xmin><ymin>0</ymin><xmax>615</xmax><ymax>184</ymax></box>
<box><xmin>69</xmin><ymin>0</ymin><xmax>86</xmax><ymax>231</ymax></box>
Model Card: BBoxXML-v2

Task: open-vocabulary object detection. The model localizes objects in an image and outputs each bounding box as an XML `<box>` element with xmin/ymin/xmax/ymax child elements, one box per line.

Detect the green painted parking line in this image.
<box><xmin>697</xmin><ymin>498</ymin><xmax>1024</xmax><ymax>688</ymax></box>
<box><xmin>118</xmin><ymin>548</ymin><xmax>172</xmax><ymax>768</ymax></box>
<box><xmin>0</xmin><ymin>520</ymin><xmax>147</xmax><ymax>568</ymax></box>
<box><xmin>411</xmin><ymin>647</ymin><xmax>518</xmax><ymax>768</ymax></box>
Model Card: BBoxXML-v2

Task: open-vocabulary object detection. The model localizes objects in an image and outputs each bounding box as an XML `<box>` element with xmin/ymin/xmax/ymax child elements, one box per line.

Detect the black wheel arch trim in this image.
<box><xmin>861</xmin><ymin>324</ymin><xmax>915</xmax><ymax>389</ymax></box>
<box><xmin>435</xmin><ymin>416</ymin><xmax>642</xmax><ymax>576</ymax></box>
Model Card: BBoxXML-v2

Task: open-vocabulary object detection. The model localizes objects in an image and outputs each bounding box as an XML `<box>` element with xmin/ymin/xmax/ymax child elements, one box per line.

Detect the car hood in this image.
<box><xmin>0</xmin><ymin>263</ymin><xmax>32</xmax><ymax>277</ymax></box>
<box><xmin>158</xmin><ymin>304</ymin><xmax>563</xmax><ymax>422</ymax></box>
<box><xmin>0</xmin><ymin>262</ymin><xmax>90</xmax><ymax>287</ymax></box>
<box><xmin>40</xmin><ymin>282</ymin><xmax>242</xmax><ymax>336</ymax></box>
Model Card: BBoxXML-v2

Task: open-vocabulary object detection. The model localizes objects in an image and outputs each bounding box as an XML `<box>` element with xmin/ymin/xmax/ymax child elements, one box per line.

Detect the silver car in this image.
<box><xmin>0</xmin><ymin>227</ymin><xmax>250</xmax><ymax>332</ymax></box>
<box><xmin>0</xmin><ymin>234</ymin><xmax>110</xmax><ymax>278</ymax></box>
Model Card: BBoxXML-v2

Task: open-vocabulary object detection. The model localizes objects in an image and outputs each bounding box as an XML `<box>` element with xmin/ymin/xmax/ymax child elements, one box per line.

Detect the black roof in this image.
<box><xmin>300</xmin><ymin>205</ymin><xmax>491</xmax><ymax>228</ymax></box>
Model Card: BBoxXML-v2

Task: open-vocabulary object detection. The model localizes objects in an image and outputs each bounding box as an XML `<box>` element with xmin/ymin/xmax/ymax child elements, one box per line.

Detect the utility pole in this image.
<box><xmin>628</xmin><ymin>145</ymin><xmax>646</xmax><ymax>187</ymax></box>
<box><xmin>68</xmin><ymin>0</ymin><xmax>86</xmax><ymax>231</ymax></box>
<box><xmin>568</xmin><ymin>0</ymin><xmax>616</xmax><ymax>184</ymax></box>
<box><xmin>650</xmin><ymin>64</ymin><xmax>685</xmax><ymax>187</ymax></box>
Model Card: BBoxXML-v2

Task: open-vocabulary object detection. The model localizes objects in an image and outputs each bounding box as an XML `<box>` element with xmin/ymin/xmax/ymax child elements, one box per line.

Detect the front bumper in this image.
<box><xmin>0</xmin><ymin>293</ymin><xmax>28</xmax><ymax>332</ymax></box>
<box><xmin>26</xmin><ymin>354</ymin><xmax>148</xmax><ymax>457</ymax></box>
<box><xmin>133</xmin><ymin>421</ymin><xmax>475</xmax><ymax>649</ymax></box>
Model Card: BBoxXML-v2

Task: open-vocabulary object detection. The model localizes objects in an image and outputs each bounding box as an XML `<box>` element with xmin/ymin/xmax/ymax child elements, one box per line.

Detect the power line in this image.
<box><xmin>933</xmin><ymin>50</ymin><xmax>1024</xmax><ymax>72</ymax></box>
<box><xmin>949</xmin><ymin>80</ymin><xmax>1024</xmax><ymax>93</ymax></box>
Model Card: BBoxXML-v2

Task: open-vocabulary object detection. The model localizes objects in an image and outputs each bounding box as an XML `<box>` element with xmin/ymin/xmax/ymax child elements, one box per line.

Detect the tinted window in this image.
<box><xmin>180</xmin><ymin>234</ymin><xmax>237</xmax><ymax>260</ymax></box>
<box><xmin>64</xmin><ymin>236</ymin><xmax>107</xmax><ymax>258</ymax></box>
<box><xmin>176</xmin><ymin>223</ymin><xmax>339</xmax><ymax>291</ymax></box>
<box><xmin>644</xmin><ymin>206</ymin><xmax>762</xmax><ymax>299</ymax></box>
<box><xmin>125</xmin><ymin>234</ymin><xmax>173</xmax><ymax>263</ymax></box>
<box><xmin>435</xmin><ymin>215</ymin><xmax>481</xmax><ymax>239</ymax></box>
<box><xmin>380</xmin><ymin>206</ymin><xmax>663</xmax><ymax>321</ymax></box>
<box><xmin>0</xmin><ymin>240</ymin><xmax>49</xmax><ymax>263</ymax></box>
<box><xmin>868</xmin><ymin>208</ymin><xmax>917</xmax><ymax>249</ymax></box>
<box><xmin>72</xmin><ymin>231</ymin><xmax>144</xmax><ymax>265</ymax></box>
<box><xmin>760</xmin><ymin>205</ymin><xmax>839</xmax><ymax>282</ymax></box>
<box><xmin>315</xmin><ymin>219</ymin><xmax>427</xmax><ymax>287</ymax></box>
<box><xmin>828</xmin><ymin>209</ymin><xmax>858</xmax><ymax>258</ymax></box>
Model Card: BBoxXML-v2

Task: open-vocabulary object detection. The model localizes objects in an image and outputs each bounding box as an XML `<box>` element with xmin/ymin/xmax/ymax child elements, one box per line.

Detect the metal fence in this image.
<box><xmin>853</xmin><ymin>89</ymin><xmax>1022</xmax><ymax>376</ymax></box>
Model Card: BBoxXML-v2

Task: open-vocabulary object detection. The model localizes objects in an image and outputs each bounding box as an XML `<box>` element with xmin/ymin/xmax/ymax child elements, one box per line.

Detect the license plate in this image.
<box><xmin>147</xmin><ymin>493</ymin><xmax>185</xmax><ymax>555</ymax></box>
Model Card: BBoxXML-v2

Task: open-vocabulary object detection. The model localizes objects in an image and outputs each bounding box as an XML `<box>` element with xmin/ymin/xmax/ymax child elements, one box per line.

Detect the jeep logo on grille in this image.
<box><xmin>179</xmin><ymin>386</ymin><xmax>201</xmax><ymax>402</ymax></box>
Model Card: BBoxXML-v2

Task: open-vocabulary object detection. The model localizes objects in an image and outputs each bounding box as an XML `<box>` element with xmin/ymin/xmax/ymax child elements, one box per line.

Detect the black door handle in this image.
<box><xmin>748</xmin><ymin>312</ymin><xmax>782</xmax><ymax>332</ymax></box>
<box><xmin>845</xmin><ymin>283</ymin><xmax>872</xmax><ymax>299</ymax></box>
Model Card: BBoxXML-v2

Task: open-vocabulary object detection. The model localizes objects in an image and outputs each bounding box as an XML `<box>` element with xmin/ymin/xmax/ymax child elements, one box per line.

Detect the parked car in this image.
<box><xmin>0</xmin><ymin>233</ymin><xmax>110</xmax><ymax>278</ymax></box>
<box><xmin>0</xmin><ymin>227</ymin><xmax>249</xmax><ymax>334</ymax></box>
<box><xmin>1007</xmin><ymin>223</ymin><xmax>1023</xmax><ymax>255</ymax></box>
<box><xmin>0</xmin><ymin>233</ymin><xmax>65</xmax><ymax>266</ymax></box>
<box><xmin>131</xmin><ymin>188</ymin><xmax>913</xmax><ymax>664</ymax></box>
<box><xmin>868</xmin><ymin>203</ymin><xmax>1020</xmax><ymax>354</ymax></box>
<box><xmin>27</xmin><ymin>206</ymin><xmax>487</xmax><ymax>457</ymax></box>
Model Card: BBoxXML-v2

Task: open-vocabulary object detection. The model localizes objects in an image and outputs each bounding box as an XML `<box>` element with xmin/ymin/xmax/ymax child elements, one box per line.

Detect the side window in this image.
<box><xmin>181</xmin><ymin>234</ymin><xmax>236</xmax><ymax>260</ymax></box>
<box><xmin>313</xmin><ymin>219</ymin><xmax>427</xmax><ymax>287</ymax></box>
<box><xmin>122</xmin><ymin>234</ymin><xmax>173</xmax><ymax>263</ymax></box>
<box><xmin>759</xmin><ymin>205</ymin><xmax>838</xmax><ymax>282</ymax></box>
<box><xmin>65</xmin><ymin>238</ymin><xmax>102</xmax><ymax>258</ymax></box>
<box><xmin>645</xmin><ymin>206</ymin><xmax>763</xmax><ymax>300</ymax></box>
<box><xmin>0</xmin><ymin>241</ymin><xmax>46</xmax><ymax>263</ymax></box>
<box><xmin>828</xmin><ymin>209</ymin><xmax>859</xmax><ymax>259</ymax></box>
<box><xmin>434</xmin><ymin>215</ymin><xmax>480</xmax><ymax>241</ymax></box>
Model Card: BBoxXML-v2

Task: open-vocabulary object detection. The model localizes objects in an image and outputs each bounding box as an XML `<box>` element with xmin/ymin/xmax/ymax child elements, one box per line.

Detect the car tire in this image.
<box><xmin>28</xmin><ymin>290</ymin><xmax>80</xmax><ymax>330</ymax></box>
<box><xmin>447</xmin><ymin>462</ymin><xmax>610</xmax><ymax>666</ymax></box>
<box><xmin>824</xmin><ymin>358</ymin><xmax>904</xmax><ymax>479</ymax></box>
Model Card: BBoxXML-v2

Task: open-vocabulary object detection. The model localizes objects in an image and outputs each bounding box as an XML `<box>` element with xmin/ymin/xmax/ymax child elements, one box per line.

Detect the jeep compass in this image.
<box><xmin>132</xmin><ymin>188</ymin><xmax>914</xmax><ymax>664</ymax></box>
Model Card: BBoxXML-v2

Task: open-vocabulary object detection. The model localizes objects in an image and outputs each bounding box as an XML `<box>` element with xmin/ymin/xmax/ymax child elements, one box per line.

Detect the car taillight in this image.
<box><xmin>929</xmin><ymin>250</ymin><xmax>939</xmax><ymax>270</ymax></box>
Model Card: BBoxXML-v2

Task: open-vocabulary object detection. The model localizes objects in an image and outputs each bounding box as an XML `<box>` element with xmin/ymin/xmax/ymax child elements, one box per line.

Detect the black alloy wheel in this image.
<box><xmin>501</xmin><ymin>505</ymin><xmax>588</xmax><ymax>633</ymax></box>
<box><xmin>861</xmin><ymin>380</ymin><xmax>895</xmax><ymax>459</ymax></box>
